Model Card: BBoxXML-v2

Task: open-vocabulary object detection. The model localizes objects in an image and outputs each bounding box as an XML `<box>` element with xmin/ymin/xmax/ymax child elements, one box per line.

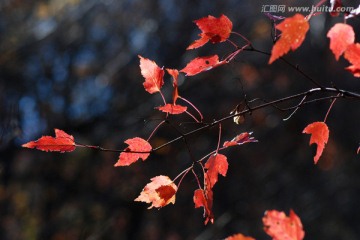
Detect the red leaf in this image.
<box><xmin>329</xmin><ymin>0</ymin><xmax>342</xmax><ymax>16</ymax></box>
<box><xmin>22</xmin><ymin>129</ymin><xmax>76</xmax><ymax>153</ymax></box>
<box><xmin>269</xmin><ymin>14</ymin><xmax>309</xmax><ymax>64</ymax></box>
<box><xmin>204</xmin><ymin>154</ymin><xmax>228</xmax><ymax>188</ymax></box>
<box><xmin>225</xmin><ymin>233</ymin><xmax>255</xmax><ymax>240</ymax></box>
<box><xmin>263</xmin><ymin>209</ymin><xmax>304</xmax><ymax>240</ymax></box>
<box><xmin>139</xmin><ymin>55</ymin><xmax>164</xmax><ymax>94</ymax></box>
<box><xmin>135</xmin><ymin>175</ymin><xmax>177</xmax><ymax>209</ymax></box>
<box><xmin>357</xmin><ymin>146</ymin><xmax>360</xmax><ymax>154</ymax></box>
<box><xmin>303</xmin><ymin>122</ymin><xmax>329</xmax><ymax>164</ymax></box>
<box><xmin>180</xmin><ymin>55</ymin><xmax>226</xmax><ymax>76</ymax></box>
<box><xmin>194</xmin><ymin>188</ymin><xmax>214</xmax><ymax>225</ymax></box>
<box><xmin>223</xmin><ymin>132</ymin><xmax>258</xmax><ymax>148</ymax></box>
<box><xmin>327</xmin><ymin>23</ymin><xmax>355</xmax><ymax>60</ymax></box>
<box><xmin>187</xmin><ymin>14</ymin><xmax>232</xmax><ymax>50</ymax></box>
<box><xmin>156</xmin><ymin>104</ymin><xmax>187</xmax><ymax>114</ymax></box>
<box><xmin>115</xmin><ymin>137</ymin><xmax>152</xmax><ymax>167</ymax></box>
<box><xmin>345</xmin><ymin>65</ymin><xmax>360</xmax><ymax>77</ymax></box>
<box><xmin>166</xmin><ymin>68</ymin><xmax>180</xmax><ymax>103</ymax></box>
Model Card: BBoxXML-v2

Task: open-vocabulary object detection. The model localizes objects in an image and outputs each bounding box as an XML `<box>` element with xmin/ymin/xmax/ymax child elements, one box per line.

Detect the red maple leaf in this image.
<box><xmin>156</xmin><ymin>104</ymin><xmax>187</xmax><ymax>114</ymax></box>
<box><xmin>327</xmin><ymin>23</ymin><xmax>355</xmax><ymax>60</ymax></box>
<box><xmin>139</xmin><ymin>55</ymin><xmax>164</xmax><ymax>94</ymax></box>
<box><xmin>269</xmin><ymin>14</ymin><xmax>309</xmax><ymax>64</ymax></box>
<box><xmin>263</xmin><ymin>209</ymin><xmax>304</xmax><ymax>240</ymax></box>
<box><xmin>204</xmin><ymin>154</ymin><xmax>228</xmax><ymax>188</ymax></box>
<box><xmin>180</xmin><ymin>55</ymin><xmax>227</xmax><ymax>76</ymax></box>
<box><xmin>135</xmin><ymin>175</ymin><xmax>177</xmax><ymax>209</ymax></box>
<box><xmin>223</xmin><ymin>132</ymin><xmax>258</xmax><ymax>148</ymax></box>
<box><xmin>166</xmin><ymin>68</ymin><xmax>180</xmax><ymax>104</ymax></box>
<box><xmin>193</xmin><ymin>188</ymin><xmax>214</xmax><ymax>225</ymax></box>
<box><xmin>225</xmin><ymin>233</ymin><xmax>255</xmax><ymax>240</ymax></box>
<box><xmin>344</xmin><ymin>43</ymin><xmax>360</xmax><ymax>77</ymax></box>
<box><xmin>345</xmin><ymin>65</ymin><xmax>360</xmax><ymax>77</ymax></box>
<box><xmin>22</xmin><ymin>129</ymin><xmax>76</xmax><ymax>153</ymax></box>
<box><xmin>115</xmin><ymin>137</ymin><xmax>152</xmax><ymax>166</ymax></box>
<box><xmin>303</xmin><ymin>121</ymin><xmax>329</xmax><ymax>164</ymax></box>
<box><xmin>187</xmin><ymin>14</ymin><xmax>232</xmax><ymax>50</ymax></box>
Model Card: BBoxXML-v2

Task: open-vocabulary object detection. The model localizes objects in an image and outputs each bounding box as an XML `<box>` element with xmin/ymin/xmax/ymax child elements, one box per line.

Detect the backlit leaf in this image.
<box><xmin>22</xmin><ymin>129</ymin><xmax>76</xmax><ymax>153</ymax></box>
<box><xmin>269</xmin><ymin>14</ymin><xmax>309</xmax><ymax>64</ymax></box>
<box><xmin>303</xmin><ymin>121</ymin><xmax>329</xmax><ymax>164</ymax></box>
<box><xmin>115</xmin><ymin>137</ymin><xmax>152</xmax><ymax>167</ymax></box>
<box><xmin>180</xmin><ymin>55</ymin><xmax>226</xmax><ymax>76</ymax></box>
<box><xmin>194</xmin><ymin>188</ymin><xmax>214</xmax><ymax>225</ymax></box>
<box><xmin>225</xmin><ymin>233</ymin><xmax>256</xmax><ymax>240</ymax></box>
<box><xmin>135</xmin><ymin>175</ymin><xmax>177</xmax><ymax>209</ymax></box>
<box><xmin>204</xmin><ymin>154</ymin><xmax>228</xmax><ymax>188</ymax></box>
<box><xmin>329</xmin><ymin>0</ymin><xmax>342</xmax><ymax>16</ymax></box>
<box><xmin>327</xmin><ymin>23</ymin><xmax>354</xmax><ymax>60</ymax></box>
<box><xmin>156</xmin><ymin>104</ymin><xmax>187</xmax><ymax>114</ymax></box>
<box><xmin>166</xmin><ymin>68</ymin><xmax>180</xmax><ymax>103</ymax></box>
<box><xmin>344</xmin><ymin>43</ymin><xmax>360</xmax><ymax>77</ymax></box>
<box><xmin>187</xmin><ymin>14</ymin><xmax>232</xmax><ymax>50</ymax></box>
<box><xmin>263</xmin><ymin>209</ymin><xmax>304</xmax><ymax>240</ymax></box>
<box><xmin>223</xmin><ymin>132</ymin><xmax>258</xmax><ymax>148</ymax></box>
<box><xmin>139</xmin><ymin>55</ymin><xmax>165</xmax><ymax>94</ymax></box>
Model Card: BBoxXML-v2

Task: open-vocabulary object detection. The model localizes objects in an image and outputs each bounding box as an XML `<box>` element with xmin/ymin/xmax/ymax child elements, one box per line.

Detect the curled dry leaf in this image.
<box><xmin>327</xmin><ymin>23</ymin><xmax>355</xmax><ymax>60</ymax></box>
<box><xmin>115</xmin><ymin>137</ymin><xmax>152</xmax><ymax>167</ymax></box>
<box><xmin>302</xmin><ymin>121</ymin><xmax>329</xmax><ymax>164</ymax></box>
<box><xmin>22</xmin><ymin>129</ymin><xmax>76</xmax><ymax>153</ymax></box>
<box><xmin>135</xmin><ymin>175</ymin><xmax>177</xmax><ymax>209</ymax></box>
<box><xmin>139</xmin><ymin>55</ymin><xmax>165</xmax><ymax>94</ymax></box>
<box><xmin>166</xmin><ymin>68</ymin><xmax>180</xmax><ymax>103</ymax></box>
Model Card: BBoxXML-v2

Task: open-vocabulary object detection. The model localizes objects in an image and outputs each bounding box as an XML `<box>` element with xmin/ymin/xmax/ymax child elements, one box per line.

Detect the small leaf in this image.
<box><xmin>223</xmin><ymin>132</ymin><xmax>258</xmax><ymax>148</ymax></box>
<box><xmin>225</xmin><ymin>233</ymin><xmax>256</xmax><ymax>240</ymax></box>
<box><xmin>303</xmin><ymin>122</ymin><xmax>329</xmax><ymax>164</ymax></box>
<box><xmin>115</xmin><ymin>137</ymin><xmax>152</xmax><ymax>167</ymax></box>
<box><xmin>344</xmin><ymin>43</ymin><xmax>360</xmax><ymax>77</ymax></box>
<box><xmin>193</xmin><ymin>188</ymin><xmax>214</xmax><ymax>225</ymax></box>
<box><xmin>180</xmin><ymin>55</ymin><xmax>226</xmax><ymax>76</ymax></box>
<box><xmin>139</xmin><ymin>55</ymin><xmax>165</xmax><ymax>94</ymax></box>
<box><xmin>263</xmin><ymin>209</ymin><xmax>304</xmax><ymax>240</ymax></box>
<box><xmin>269</xmin><ymin>14</ymin><xmax>309</xmax><ymax>64</ymax></box>
<box><xmin>329</xmin><ymin>0</ymin><xmax>342</xmax><ymax>16</ymax></box>
<box><xmin>345</xmin><ymin>65</ymin><xmax>360</xmax><ymax>77</ymax></box>
<box><xmin>327</xmin><ymin>23</ymin><xmax>355</xmax><ymax>60</ymax></box>
<box><xmin>156</xmin><ymin>104</ymin><xmax>187</xmax><ymax>114</ymax></box>
<box><xmin>187</xmin><ymin>14</ymin><xmax>232</xmax><ymax>50</ymax></box>
<box><xmin>166</xmin><ymin>68</ymin><xmax>180</xmax><ymax>103</ymax></box>
<box><xmin>204</xmin><ymin>154</ymin><xmax>228</xmax><ymax>188</ymax></box>
<box><xmin>135</xmin><ymin>175</ymin><xmax>177</xmax><ymax>209</ymax></box>
<box><xmin>22</xmin><ymin>129</ymin><xmax>76</xmax><ymax>153</ymax></box>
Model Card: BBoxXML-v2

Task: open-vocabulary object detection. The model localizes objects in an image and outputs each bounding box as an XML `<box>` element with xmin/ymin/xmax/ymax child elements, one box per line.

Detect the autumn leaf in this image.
<box><xmin>223</xmin><ymin>132</ymin><xmax>258</xmax><ymax>148</ymax></box>
<box><xmin>194</xmin><ymin>188</ymin><xmax>214</xmax><ymax>224</ymax></box>
<box><xmin>180</xmin><ymin>55</ymin><xmax>226</xmax><ymax>76</ymax></box>
<box><xmin>139</xmin><ymin>55</ymin><xmax>165</xmax><ymax>94</ymax></box>
<box><xmin>166</xmin><ymin>68</ymin><xmax>180</xmax><ymax>103</ymax></box>
<box><xmin>22</xmin><ymin>129</ymin><xmax>76</xmax><ymax>153</ymax></box>
<box><xmin>344</xmin><ymin>43</ymin><xmax>360</xmax><ymax>77</ymax></box>
<box><xmin>156</xmin><ymin>104</ymin><xmax>187</xmax><ymax>114</ymax></box>
<box><xmin>187</xmin><ymin>14</ymin><xmax>232</xmax><ymax>50</ymax></box>
<box><xmin>115</xmin><ymin>137</ymin><xmax>152</xmax><ymax>167</ymax></box>
<box><xmin>269</xmin><ymin>14</ymin><xmax>309</xmax><ymax>64</ymax></box>
<box><xmin>204</xmin><ymin>154</ymin><xmax>228</xmax><ymax>188</ymax></box>
<box><xmin>303</xmin><ymin>121</ymin><xmax>329</xmax><ymax>164</ymax></box>
<box><xmin>345</xmin><ymin>65</ymin><xmax>360</xmax><ymax>77</ymax></box>
<box><xmin>263</xmin><ymin>209</ymin><xmax>304</xmax><ymax>240</ymax></box>
<box><xmin>329</xmin><ymin>0</ymin><xmax>342</xmax><ymax>16</ymax></box>
<box><xmin>135</xmin><ymin>175</ymin><xmax>177</xmax><ymax>209</ymax></box>
<box><xmin>327</xmin><ymin>23</ymin><xmax>355</xmax><ymax>60</ymax></box>
<box><xmin>225</xmin><ymin>233</ymin><xmax>256</xmax><ymax>240</ymax></box>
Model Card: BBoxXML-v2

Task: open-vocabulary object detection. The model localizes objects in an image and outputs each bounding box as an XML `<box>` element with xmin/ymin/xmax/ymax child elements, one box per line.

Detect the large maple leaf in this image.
<box><xmin>327</xmin><ymin>23</ymin><xmax>354</xmax><ymax>60</ymax></box>
<box><xmin>22</xmin><ymin>129</ymin><xmax>76</xmax><ymax>153</ymax></box>
<box><xmin>180</xmin><ymin>55</ymin><xmax>226</xmax><ymax>76</ymax></box>
<box><xmin>115</xmin><ymin>137</ymin><xmax>152</xmax><ymax>166</ymax></box>
<box><xmin>344</xmin><ymin>43</ymin><xmax>360</xmax><ymax>77</ymax></box>
<box><xmin>187</xmin><ymin>14</ymin><xmax>232</xmax><ymax>50</ymax></box>
<box><xmin>139</xmin><ymin>55</ymin><xmax>165</xmax><ymax>94</ymax></box>
<box><xmin>193</xmin><ymin>188</ymin><xmax>214</xmax><ymax>225</ymax></box>
<box><xmin>225</xmin><ymin>233</ymin><xmax>255</xmax><ymax>240</ymax></box>
<box><xmin>303</xmin><ymin>121</ymin><xmax>329</xmax><ymax>164</ymax></box>
<box><xmin>135</xmin><ymin>175</ymin><xmax>177</xmax><ymax>209</ymax></box>
<box><xmin>269</xmin><ymin>14</ymin><xmax>309</xmax><ymax>64</ymax></box>
<box><xmin>204</xmin><ymin>153</ymin><xmax>228</xmax><ymax>188</ymax></box>
<box><xmin>263</xmin><ymin>209</ymin><xmax>304</xmax><ymax>240</ymax></box>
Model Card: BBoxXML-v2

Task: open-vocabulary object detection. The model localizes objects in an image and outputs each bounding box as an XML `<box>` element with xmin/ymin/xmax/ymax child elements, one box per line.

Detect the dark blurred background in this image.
<box><xmin>1</xmin><ymin>0</ymin><xmax>360</xmax><ymax>239</ymax></box>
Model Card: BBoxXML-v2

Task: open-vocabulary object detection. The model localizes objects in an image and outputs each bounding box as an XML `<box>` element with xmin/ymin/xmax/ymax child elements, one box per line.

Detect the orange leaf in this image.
<box><xmin>180</xmin><ymin>55</ymin><xmax>226</xmax><ymax>76</ymax></box>
<box><xmin>166</xmin><ymin>68</ymin><xmax>180</xmax><ymax>103</ymax></box>
<box><xmin>204</xmin><ymin>153</ymin><xmax>228</xmax><ymax>188</ymax></box>
<box><xmin>223</xmin><ymin>132</ymin><xmax>257</xmax><ymax>148</ymax></box>
<box><xmin>187</xmin><ymin>14</ymin><xmax>232</xmax><ymax>50</ymax></box>
<box><xmin>303</xmin><ymin>121</ymin><xmax>329</xmax><ymax>164</ymax></box>
<box><xmin>263</xmin><ymin>209</ymin><xmax>304</xmax><ymax>240</ymax></box>
<box><xmin>269</xmin><ymin>14</ymin><xmax>309</xmax><ymax>64</ymax></box>
<box><xmin>225</xmin><ymin>233</ymin><xmax>256</xmax><ymax>240</ymax></box>
<box><xmin>156</xmin><ymin>104</ymin><xmax>187</xmax><ymax>114</ymax></box>
<box><xmin>22</xmin><ymin>129</ymin><xmax>76</xmax><ymax>153</ymax></box>
<box><xmin>193</xmin><ymin>188</ymin><xmax>214</xmax><ymax>225</ymax></box>
<box><xmin>135</xmin><ymin>175</ymin><xmax>177</xmax><ymax>209</ymax></box>
<box><xmin>139</xmin><ymin>55</ymin><xmax>164</xmax><ymax>94</ymax></box>
<box><xmin>115</xmin><ymin>137</ymin><xmax>152</xmax><ymax>167</ymax></box>
<box><xmin>327</xmin><ymin>23</ymin><xmax>355</xmax><ymax>60</ymax></box>
<box><xmin>345</xmin><ymin>65</ymin><xmax>360</xmax><ymax>77</ymax></box>
<box><xmin>344</xmin><ymin>43</ymin><xmax>360</xmax><ymax>77</ymax></box>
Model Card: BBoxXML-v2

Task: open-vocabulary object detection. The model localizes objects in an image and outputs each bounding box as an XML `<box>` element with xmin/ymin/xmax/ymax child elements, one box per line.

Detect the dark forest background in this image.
<box><xmin>1</xmin><ymin>0</ymin><xmax>360</xmax><ymax>239</ymax></box>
